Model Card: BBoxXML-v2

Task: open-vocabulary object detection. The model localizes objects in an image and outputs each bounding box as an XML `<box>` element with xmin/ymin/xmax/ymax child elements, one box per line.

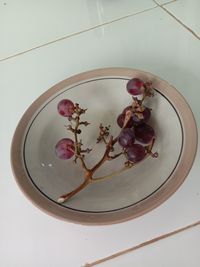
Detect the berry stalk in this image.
<box><xmin>55</xmin><ymin>78</ymin><xmax>158</xmax><ymax>203</ymax></box>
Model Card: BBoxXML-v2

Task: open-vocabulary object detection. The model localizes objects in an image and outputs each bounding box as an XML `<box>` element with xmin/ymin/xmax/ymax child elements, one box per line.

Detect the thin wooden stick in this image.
<box><xmin>83</xmin><ymin>220</ymin><xmax>200</xmax><ymax>267</ymax></box>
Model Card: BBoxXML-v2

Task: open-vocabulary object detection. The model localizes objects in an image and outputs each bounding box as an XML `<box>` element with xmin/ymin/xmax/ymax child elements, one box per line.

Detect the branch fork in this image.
<box><xmin>56</xmin><ymin>79</ymin><xmax>158</xmax><ymax>204</ymax></box>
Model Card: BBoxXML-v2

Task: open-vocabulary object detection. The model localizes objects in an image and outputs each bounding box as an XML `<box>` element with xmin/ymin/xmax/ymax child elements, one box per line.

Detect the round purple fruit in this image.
<box><xmin>135</xmin><ymin>123</ymin><xmax>155</xmax><ymax>144</ymax></box>
<box><xmin>55</xmin><ymin>138</ymin><xmax>75</xmax><ymax>159</ymax></box>
<box><xmin>126</xmin><ymin>78</ymin><xmax>143</xmax><ymax>96</ymax></box>
<box><xmin>57</xmin><ymin>99</ymin><xmax>74</xmax><ymax>117</ymax></box>
<box><xmin>118</xmin><ymin>128</ymin><xmax>135</xmax><ymax>148</ymax></box>
<box><xmin>126</xmin><ymin>144</ymin><xmax>146</xmax><ymax>163</ymax></box>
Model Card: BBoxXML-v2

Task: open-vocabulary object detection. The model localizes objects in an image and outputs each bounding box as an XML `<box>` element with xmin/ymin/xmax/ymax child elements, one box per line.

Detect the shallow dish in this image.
<box><xmin>11</xmin><ymin>68</ymin><xmax>197</xmax><ymax>224</ymax></box>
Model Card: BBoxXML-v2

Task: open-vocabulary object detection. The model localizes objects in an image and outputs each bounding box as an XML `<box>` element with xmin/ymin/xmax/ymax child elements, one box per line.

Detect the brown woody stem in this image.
<box><xmin>92</xmin><ymin>166</ymin><xmax>130</xmax><ymax>182</ymax></box>
<box><xmin>73</xmin><ymin>114</ymin><xmax>89</xmax><ymax>171</ymax></box>
<box><xmin>58</xmin><ymin>138</ymin><xmax>156</xmax><ymax>203</ymax></box>
<box><xmin>107</xmin><ymin>152</ymin><xmax>124</xmax><ymax>160</ymax></box>
<box><xmin>74</xmin><ymin>117</ymin><xmax>79</xmax><ymax>146</ymax></box>
<box><xmin>58</xmin><ymin>85</ymin><xmax>157</xmax><ymax>204</ymax></box>
<box><xmin>57</xmin><ymin>177</ymin><xmax>91</xmax><ymax>203</ymax></box>
<box><xmin>91</xmin><ymin>136</ymin><xmax>116</xmax><ymax>173</ymax></box>
<box><xmin>92</xmin><ymin>138</ymin><xmax>156</xmax><ymax>183</ymax></box>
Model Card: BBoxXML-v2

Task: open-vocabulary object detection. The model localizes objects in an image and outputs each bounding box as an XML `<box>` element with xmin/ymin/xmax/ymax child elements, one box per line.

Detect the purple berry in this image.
<box><xmin>55</xmin><ymin>138</ymin><xmax>74</xmax><ymax>159</ymax></box>
<box><xmin>126</xmin><ymin>78</ymin><xmax>143</xmax><ymax>96</ymax></box>
<box><xmin>117</xmin><ymin>113</ymin><xmax>134</xmax><ymax>128</ymax></box>
<box><xmin>135</xmin><ymin>123</ymin><xmax>155</xmax><ymax>144</ymax></box>
<box><xmin>118</xmin><ymin>128</ymin><xmax>135</xmax><ymax>148</ymax></box>
<box><xmin>57</xmin><ymin>99</ymin><xmax>74</xmax><ymax>117</ymax></box>
<box><xmin>126</xmin><ymin>144</ymin><xmax>146</xmax><ymax>163</ymax></box>
<box><xmin>132</xmin><ymin>107</ymin><xmax>151</xmax><ymax>124</ymax></box>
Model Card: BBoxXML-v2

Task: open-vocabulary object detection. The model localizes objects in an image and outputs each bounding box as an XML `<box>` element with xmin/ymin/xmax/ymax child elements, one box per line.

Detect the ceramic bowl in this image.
<box><xmin>11</xmin><ymin>68</ymin><xmax>197</xmax><ymax>224</ymax></box>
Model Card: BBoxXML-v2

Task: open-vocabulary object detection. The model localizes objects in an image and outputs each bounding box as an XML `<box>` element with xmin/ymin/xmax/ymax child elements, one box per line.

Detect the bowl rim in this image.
<box><xmin>11</xmin><ymin>67</ymin><xmax>198</xmax><ymax>225</ymax></box>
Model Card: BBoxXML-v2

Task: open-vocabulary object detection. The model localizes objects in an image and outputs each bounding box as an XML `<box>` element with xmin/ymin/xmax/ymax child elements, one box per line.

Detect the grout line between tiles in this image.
<box><xmin>153</xmin><ymin>0</ymin><xmax>200</xmax><ymax>40</ymax></box>
<box><xmin>0</xmin><ymin>5</ymin><xmax>158</xmax><ymax>63</ymax></box>
<box><xmin>161</xmin><ymin>0</ymin><xmax>177</xmax><ymax>7</ymax></box>
<box><xmin>83</xmin><ymin>220</ymin><xmax>200</xmax><ymax>267</ymax></box>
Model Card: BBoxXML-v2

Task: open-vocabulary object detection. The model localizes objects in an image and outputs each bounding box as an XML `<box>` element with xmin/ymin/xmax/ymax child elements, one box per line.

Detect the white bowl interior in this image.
<box><xmin>24</xmin><ymin>78</ymin><xmax>182</xmax><ymax>212</ymax></box>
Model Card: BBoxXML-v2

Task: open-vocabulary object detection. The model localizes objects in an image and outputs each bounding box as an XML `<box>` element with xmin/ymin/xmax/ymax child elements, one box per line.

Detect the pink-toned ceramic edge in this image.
<box><xmin>11</xmin><ymin>68</ymin><xmax>198</xmax><ymax>225</ymax></box>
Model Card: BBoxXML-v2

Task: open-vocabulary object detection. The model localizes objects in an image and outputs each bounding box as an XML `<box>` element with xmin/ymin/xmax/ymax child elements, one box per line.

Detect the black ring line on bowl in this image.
<box><xmin>23</xmin><ymin>77</ymin><xmax>184</xmax><ymax>213</ymax></box>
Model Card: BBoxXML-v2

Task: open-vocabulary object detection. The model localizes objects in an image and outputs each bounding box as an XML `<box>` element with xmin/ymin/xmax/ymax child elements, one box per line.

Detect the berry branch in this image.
<box><xmin>55</xmin><ymin>78</ymin><xmax>158</xmax><ymax>204</ymax></box>
<box><xmin>97</xmin><ymin>124</ymin><xmax>111</xmax><ymax>145</ymax></box>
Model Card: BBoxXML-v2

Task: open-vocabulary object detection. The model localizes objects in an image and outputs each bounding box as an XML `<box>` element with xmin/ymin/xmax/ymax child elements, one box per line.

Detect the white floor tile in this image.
<box><xmin>0</xmin><ymin>6</ymin><xmax>200</xmax><ymax>267</ymax></box>
<box><xmin>98</xmin><ymin>225</ymin><xmax>200</xmax><ymax>267</ymax></box>
<box><xmin>164</xmin><ymin>0</ymin><xmax>200</xmax><ymax>36</ymax></box>
<box><xmin>0</xmin><ymin>0</ymin><xmax>156</xmax><ymax>60</ymax></box>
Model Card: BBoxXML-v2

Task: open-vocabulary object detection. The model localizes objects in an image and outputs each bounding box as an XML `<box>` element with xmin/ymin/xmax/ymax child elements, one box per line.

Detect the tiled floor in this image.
<box><xmin>97</xmin><ymin>224</ymin><xmax>200</xmax><ymax>267</ymax></box>
<box><xmin>1</xmin><ymin>1</ymin><xmax>200</xmax><ymax>266</ymax></box>
<box><xmin>164</xmin><ymin>0</ymin><xmax>200</xmax><ymax>36</ymax></box>
<box><xmin>0</xmin><ymin>0</ymin><xmax>156</xmax><ymax>60</ymax></box>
